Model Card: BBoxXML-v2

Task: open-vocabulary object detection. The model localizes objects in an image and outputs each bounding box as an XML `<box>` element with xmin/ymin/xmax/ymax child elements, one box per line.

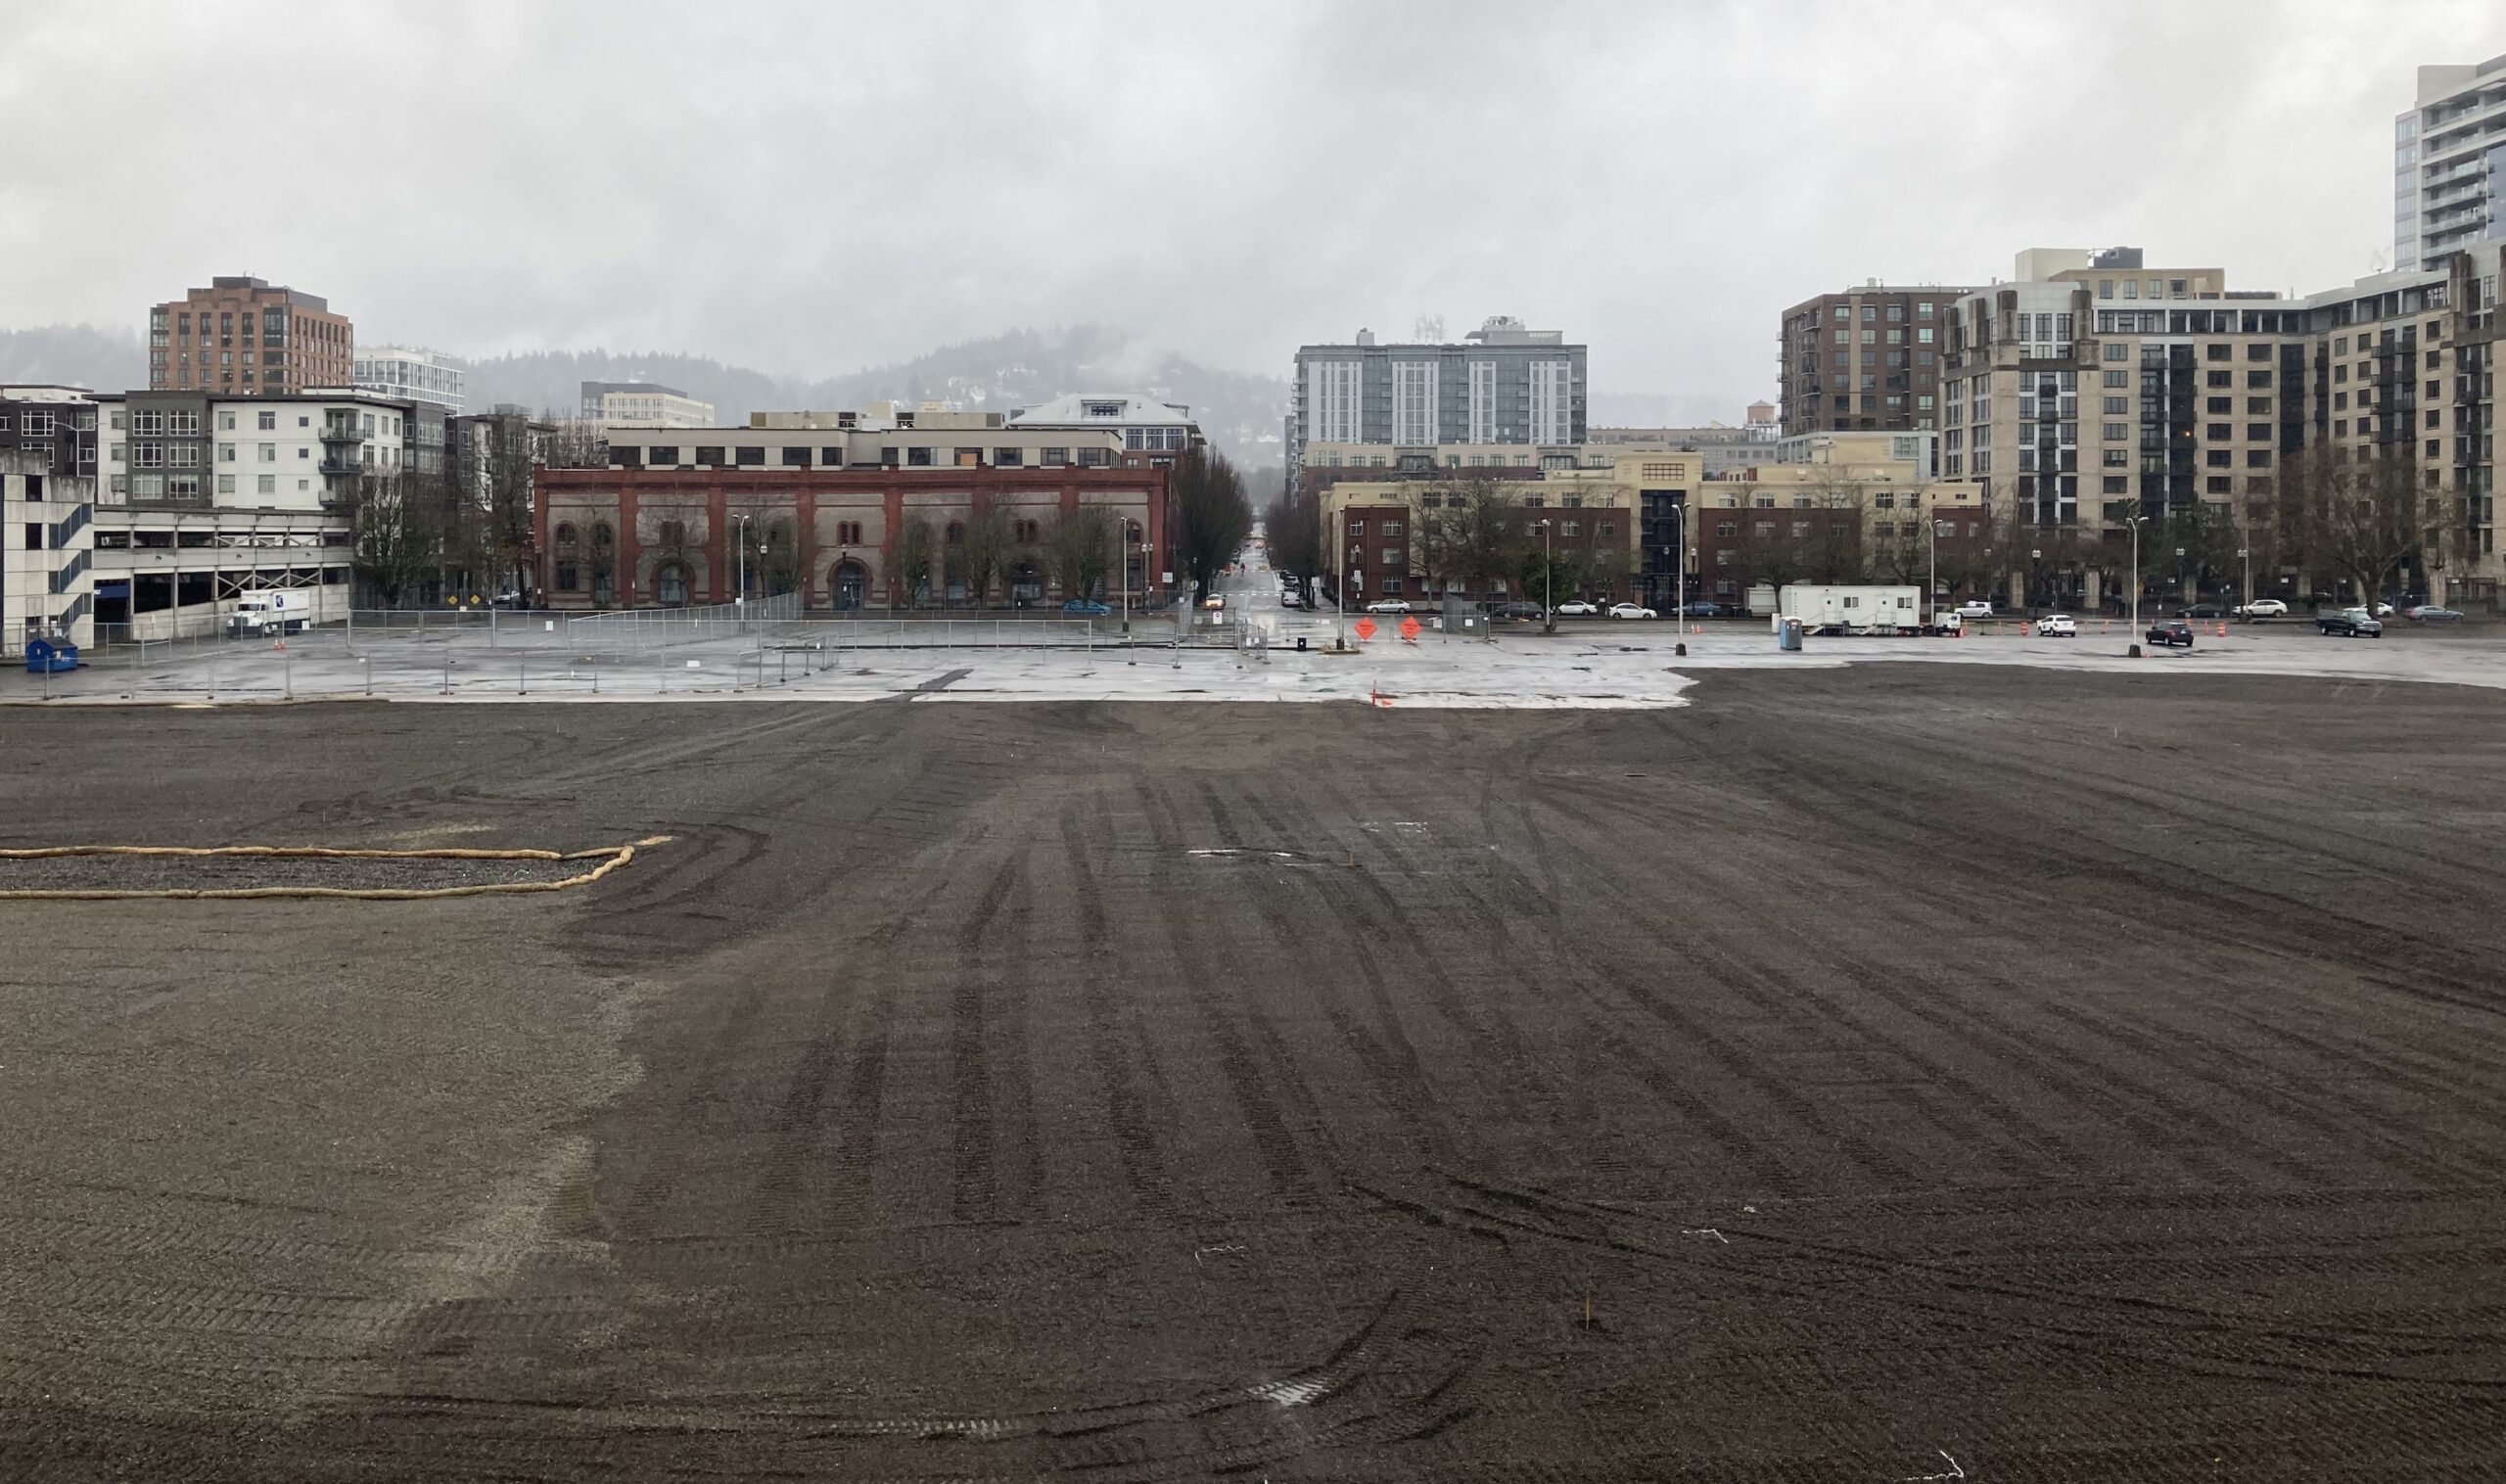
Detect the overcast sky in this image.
<box><xmin>1</xmin><ymin>0</ymin><xmax>2493</xmax><ymax>407</ymax></box>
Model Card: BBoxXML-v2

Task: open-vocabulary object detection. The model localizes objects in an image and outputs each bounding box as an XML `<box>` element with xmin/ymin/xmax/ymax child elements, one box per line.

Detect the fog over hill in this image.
<box><xmin>0</xmin><ymin>322</ymin><xmax>1759</xmax><ymax>471</ymax></box>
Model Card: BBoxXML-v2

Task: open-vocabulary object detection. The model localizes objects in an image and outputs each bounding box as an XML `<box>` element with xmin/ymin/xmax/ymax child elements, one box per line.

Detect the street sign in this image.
<box><xmin>1353</xmin><ymin>617</ymin><xmax>1377</xmax><ymax>641</ymax></box>
<box><xmin>1398</xmin><ymin>616</ymin><xmax>1421</xmax><ymax>643</ymax></box>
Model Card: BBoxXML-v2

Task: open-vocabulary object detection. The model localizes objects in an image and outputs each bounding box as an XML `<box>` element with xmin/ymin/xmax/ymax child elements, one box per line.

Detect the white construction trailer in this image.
<box><xmin>1777</xmin><ymin>584</ymin><xmax>1925</xmax><ymax>635</ymax></box>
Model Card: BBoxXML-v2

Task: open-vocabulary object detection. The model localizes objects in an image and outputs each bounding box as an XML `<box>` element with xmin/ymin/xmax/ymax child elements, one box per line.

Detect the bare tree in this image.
<box><xmin>960</xmin><ymin>504</ymin><xmax>1015</xmax><ymax>609</ymax></box>
<box><xmin>1420</xmin><ymin>480</ymin><xmax>1522</xmax><ymax>599</ymax></box>
<box><xmin>348</xmin><ymin>472</ymin><xmax>445</xmax><ymax>609</ymax></box>
<box><xmin>886</xmin><ymin>516</ymin><xmax>937</xmax><ymax>608</ymax></box>
<box><xmin>1174</xmin><ymin>447</ymin><xmax>1253</xmax><ymax>603</ymax></box>
<box><xmin>1047</xmin><ymin>506</ymin><xmax>1119</xmax><ymax>599</ymax></box>
<box><xmin>541</xmin><ymin>415</ymin><xmax>608</xmax><ymax>470</ymax></box>
<box><xmin>2277</xmin><ymin>445</ymin><xmax>2434</xmax><ymax>605</ymax></box>
<box><xmin>1796</xmin><ymin>472</ymin><xmax>1868</xmax><ymax>583</ymax></box>
<box><xmin>1263</xmin><ymin>489</ymin><xmax>1324</xmax><ymax>596</ymax></box>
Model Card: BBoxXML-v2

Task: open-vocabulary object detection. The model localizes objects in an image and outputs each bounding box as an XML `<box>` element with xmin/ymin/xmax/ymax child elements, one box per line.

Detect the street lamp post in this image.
<box><xmin>2175</xmin><ymin>545</ymin><xmax>2187</xmax><ymax>616</ymax></box>
<box><xmin>1534</xmin><ymin>519</ymin><xmax>1554</xmax><ymax>633</ymax></box>
<box><xmin>729</xmin><ymin>512</ymin><xmax>753</xmax><ymax>621</ymax></box>
<box><xmin>2126</xmin><ymin>512</ymin><xmax>2147</xmax><ymax>653</ymax></box>
<box><xmin>2239</xmin><ymin>545</ymin><xmax>2251</xmax><ymax>618</ymax></box>
<box><xmin>1120</xmin><ymin>519</ymin><xmax>1133</xmax><ymax>635</ymax></box>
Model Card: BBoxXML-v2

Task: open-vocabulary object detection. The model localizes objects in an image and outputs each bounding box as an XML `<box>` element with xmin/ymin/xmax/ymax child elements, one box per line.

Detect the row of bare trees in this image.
<box><xmin>1262</xmin><ymin>479</ymin><xmax>1632</xmax><ymax>604</ymax></box>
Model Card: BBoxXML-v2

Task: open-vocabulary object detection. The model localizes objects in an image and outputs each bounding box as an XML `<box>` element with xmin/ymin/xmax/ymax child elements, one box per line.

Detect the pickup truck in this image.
<box><xmin>2317</xmin><ymin>606</ymin><xmax>2383</xmax><ymax>638</ymax></box>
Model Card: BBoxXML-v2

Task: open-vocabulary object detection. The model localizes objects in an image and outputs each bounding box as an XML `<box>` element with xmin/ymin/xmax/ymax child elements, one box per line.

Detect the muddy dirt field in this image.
<box><xmin>4</xmin><ymin>670</ymin><xmax>2504</xmax><ymax>1480</ymax></box>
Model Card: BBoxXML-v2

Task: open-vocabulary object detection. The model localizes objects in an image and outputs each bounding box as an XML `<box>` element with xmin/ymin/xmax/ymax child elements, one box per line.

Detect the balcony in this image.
<box><xmin>317</xmin><ymin>457</ymin><xmax>366</xmax><ymax>477</ymax></box>
<box><xmin>319</xmin><ymin>422</ymin><xmax>366</xmax><ymax>444</ymax></box>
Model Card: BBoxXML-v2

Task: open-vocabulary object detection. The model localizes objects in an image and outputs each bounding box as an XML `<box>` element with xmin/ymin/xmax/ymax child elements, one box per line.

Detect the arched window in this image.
<box><xmin>588</xmin><ymin>523</ymin><xmax>616</xmax><ymax>604</ymax></box>
<box><xmin>554</xmin><ymin>522</ymin><xmax>580</xmax><ymax>591</ymax></box>
<box><xmin>946</xmin><ymin>521</ymin><xmax>965</xmax><ymax>545</ymax></box>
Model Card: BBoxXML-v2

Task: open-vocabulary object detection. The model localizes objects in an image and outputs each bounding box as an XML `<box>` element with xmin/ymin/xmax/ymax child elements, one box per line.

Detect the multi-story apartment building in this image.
<box><xmin>3</xmin><ymin>449</ymin><xmax>95</xmax><ymax>655</ymax></box>
<box><xmin>354</xmin><ymin>347</ymin><xmax>467</xmax><ymax>414</ymax></box>
<box><xmin>1287</xmin><ymin>317</ymin><xmax>1587</xmax><ymax>489</ymax></box>
<box><xmin>2394</xmin><ymin>54</ymin><xmax>2506</xmax><ymax>272</ymax></box>
<box><xmin>1940</xmin><ymin>244</ymin><xmax>2506</xmax><ymax>611</ymax></box>
<box><xmin>1778</xmin><ymin>281</ymin><xmax>1978</xmax><ymax>436</ymax></box>
<box><xmin>149</xmin><ymin>277</ymin><xmax>351</xmax><ymax>396</ymax></box>
<box><xmin>451</xmin><ymin>406</ymin><xmax>557</xmax><ymax>601</ymax></box>
<box><xmin>580</xmin><ymin>380</ymin><xmax>715</xmax><ymax>427</ymax></box>
<box><xmin>0</xmin><ymin>386</ymin><xmax>100</xmax><ymax>481</ymax></box>
<box><xmin>87</xmin><ymin>390</ymin><xmax>419</xmax><ymax>635</ymax></box>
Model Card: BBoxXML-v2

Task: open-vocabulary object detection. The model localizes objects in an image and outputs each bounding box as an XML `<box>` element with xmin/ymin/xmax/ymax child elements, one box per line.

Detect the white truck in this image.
<box><xmin>228</xmin><ymin>588</ymin><xmax>315</xmax><ymax>636</ymax></box>
<box><xmin>1776</xmin><ymin>584</ymin><xmax>1924</xmax><ymax>635</ymax></box>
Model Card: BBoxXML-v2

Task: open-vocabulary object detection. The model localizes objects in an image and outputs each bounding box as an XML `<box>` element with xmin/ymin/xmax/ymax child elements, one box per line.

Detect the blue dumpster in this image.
<box><xmin>1776</xmin><ymin>617</ymin><xmax>1804</xmax><ymax>652</ymax></box>
<box><xmin>24</xmin><ymin>638</ymin><xmax>80</xmax><ymax>673</ymax></box>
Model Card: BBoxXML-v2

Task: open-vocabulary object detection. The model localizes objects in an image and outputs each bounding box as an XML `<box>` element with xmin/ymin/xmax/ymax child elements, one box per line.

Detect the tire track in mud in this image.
<box><xmin>1055</xmin><ymin>799</ymin><xmax>1175</xmax><ymax>1221</ymax></box>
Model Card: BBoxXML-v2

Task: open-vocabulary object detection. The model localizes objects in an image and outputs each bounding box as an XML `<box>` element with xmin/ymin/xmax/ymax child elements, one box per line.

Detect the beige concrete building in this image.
<box><xmin>1941</xmin><ymin>243</ymin><xmax>2504</xmax><ymax>610</ymax></box>
<box><xmin>580</xmin><ymin>381</ymin><xmax>715</xmax><ymax>428</ymax></box>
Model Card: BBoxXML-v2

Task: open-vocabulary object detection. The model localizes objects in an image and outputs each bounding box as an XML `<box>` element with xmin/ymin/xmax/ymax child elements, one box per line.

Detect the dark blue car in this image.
<box><xmin>1062</xmin><ymin>598</ymin><xmax>1112</xmax><ymax>617</ymax></box>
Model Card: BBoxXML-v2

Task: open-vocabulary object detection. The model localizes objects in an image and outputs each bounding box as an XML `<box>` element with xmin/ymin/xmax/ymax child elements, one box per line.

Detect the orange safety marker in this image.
<box><xmin>271</xmin><ymin>638</ymin><xmax>286</xmax><ymax>651</ymax></box>
<box><xmin>1353</xmin><ymin>616</ymin><xmax>1377</xmax><ymax>642</ymax></box>
<box><xmin>1398</xmin><ymin>616</ymin><xmax>1421</xmax><ymax>644</ymax></box>
<box><xmin>2215</xmin><ymin>622</ymin><xmax>2227</xmax><ymax>637</ymax></box>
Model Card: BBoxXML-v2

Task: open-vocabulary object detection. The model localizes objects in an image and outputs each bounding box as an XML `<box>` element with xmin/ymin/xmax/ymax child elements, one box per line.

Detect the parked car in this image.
<box><xmin>2372</xmin><ymin>601</ymin><xmax>2395</xmax><ymax>618</ymax></box>
<box><xmin>1495</xmin><ymin>601</ymin><xmax>1546</xmax><ymax>622</ymax></box>
<box><xmin>1953</xmin><ymin>599</ymin><xmax>1996</xmax><ymax>619</ymax></box>
<box><xmin>2035</xmin><ymin>614</ymin><xmax>2077</xmax><ymax>637</ymax></box>
<box><xmin>2146</xmin><ymin>618</ymin><xmax>2195</xmax><ymax>648</ymax></box>
<box><xmin>1607</xmin><ymin>602</ymin><xmax>1657</xmax><ymax>621</ymax></box>
<box><xmin>2405</xmin><ymin>604</ymin><xmax>2465</xmax><ymax>623</ymax></box>
<box><xmin>1554</xmin><ymin>599</ymin><xmax>1601</xmax><ymax>617</ymax></box>
<box><xmin>2318</xmin><ymin>607</ymin><xmax>2383</xmax><ymax>637</ymax></box>
<box><xmin>1365</xmin><ymin>598</ymin><xmax>1412</xmax><ymax>614</ymax></box>
<box><xmin>1677</xmin><ymin>599</ymin><xmax>1732</xmax><ymax>618</ymax></box>
<box><xmin>2181</xmin><ymin>602</ymin><xmax>2228</xmax><ymax>619</ymax></box>
<box><xmin>1061</xmin><ymin>598</ymin><xmax>1112</xmax><ymax>617</ymax></box>
<box><xmin>2238</xmin><ymin>597</ymin><xmax>2289</xmax><ymax>618</ymax></box>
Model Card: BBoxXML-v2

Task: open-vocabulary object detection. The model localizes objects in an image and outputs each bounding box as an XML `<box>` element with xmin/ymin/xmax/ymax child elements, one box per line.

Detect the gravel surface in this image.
<box><xmin>1</xmin><ymin>673</ymin><xmax>2502</xmax><ymax>1480</ymax></box>
<box><xmin>0</xmin><ymin>852</ymin><xmax>604</xmax><ymax>894</ymax></box>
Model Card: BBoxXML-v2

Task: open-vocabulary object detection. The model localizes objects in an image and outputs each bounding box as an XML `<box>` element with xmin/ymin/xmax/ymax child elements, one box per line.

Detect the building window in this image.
<box><xmin>1380</xmin><ymin>576</ymin><xmax>1402</xmax><ymax>595</ymax></box>
<box><xmin>995</xmin><ymin>446</ymin><xmax>1024</xmax><ymax>467</ymax></box>
<box><xmin>257</xmin><ymin>474</ymin><xmax>274</xmax><ymax>494</ymax></box>
<box><xmin>696</xmin><ymin>445</ymin><xmax>725</xmax><ymax>465</ymax></box>
<box><xmin>780</xmin><ymin>446</ymin><xmax>811</xmax><ymax>467</ymax></box>
<box><xmin>1042</xmin><ymin>446</ymin><xmax>1068</xmax><ymax>466</ymax></box>
<box><xmin>649</xmin><ymin>445</ymin><xmax>680</xmax><ymax>465</ymax></box>
<box><xmin>736</xmin><ymin>445</ymin><xmax>766</xmax><ymax>465</ymax></box>
<box><xmin>836</xmin><ymin>521</ymin><xmax>864</xmax><ymax>545</ymax></box>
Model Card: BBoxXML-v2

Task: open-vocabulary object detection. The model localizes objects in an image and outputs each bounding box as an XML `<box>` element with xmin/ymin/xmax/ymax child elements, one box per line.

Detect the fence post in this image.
<box><xmin>442</xmin><ymin>657</ymin><xmax>452</xmax><ymax>695</ymax></box>
<box><xmin>519</xmin><ymin>657</ymin><xmax>528</xmax><ymax>696</ymax></box>
<box><xmin>284</xmin><ymin>649</ymin><xmax>293</xmax><ymax>701</ymax></box>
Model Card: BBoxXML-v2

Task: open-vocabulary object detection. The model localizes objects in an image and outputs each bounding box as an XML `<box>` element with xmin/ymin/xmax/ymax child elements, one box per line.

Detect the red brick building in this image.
<box><xmin>534</xmin><ymin>464</ymin><xmax>1171</xmax><ymax>611</ymax></box>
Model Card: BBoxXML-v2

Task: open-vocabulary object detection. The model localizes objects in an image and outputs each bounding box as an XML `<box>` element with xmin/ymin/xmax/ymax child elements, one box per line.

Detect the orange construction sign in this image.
<box><xmin>1353</xmin><ymin>617</ymin><xmax>1377</xmax><ymax>641</ymax></box>
<box><xmin>1398</xmin><ymin>616</ymin><xmax>1422</xmax><ymax>643</ymax></box>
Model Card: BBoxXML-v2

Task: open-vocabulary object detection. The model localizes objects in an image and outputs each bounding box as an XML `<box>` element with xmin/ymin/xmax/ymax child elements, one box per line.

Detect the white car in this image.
<box><xmin>1365</xmin><ymin>598</ymin><xmax>1412</xmax><ymax>614</ymax></box>
<box><xmin>1606</xmin><ymin>602</ymin><xmax>1656</xmax><ymax>621</ymax></box>
<box><xmin>2035</xmin><ymin>614</ymin><xmax>2077</xmax><ymax>637</ymax></box>
<box><xmin>2239</xmin><ymin>598</ymin><xmax>2289</xmax><ymax>618</ymax></box>
<box><xmin>1953</xmin><ymin>600</ymin><xmax>1995</xmax><ymax>619</ymax></box>
<box><xmin>2372</xmin><ymin>601</ymin><xmax>2395</xmax><ymax>618</ymax></box>
<box><xmin>1554</xmin><ymin>599</ymin><xmax>1601</xmax><ymax>617</ymax></box>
